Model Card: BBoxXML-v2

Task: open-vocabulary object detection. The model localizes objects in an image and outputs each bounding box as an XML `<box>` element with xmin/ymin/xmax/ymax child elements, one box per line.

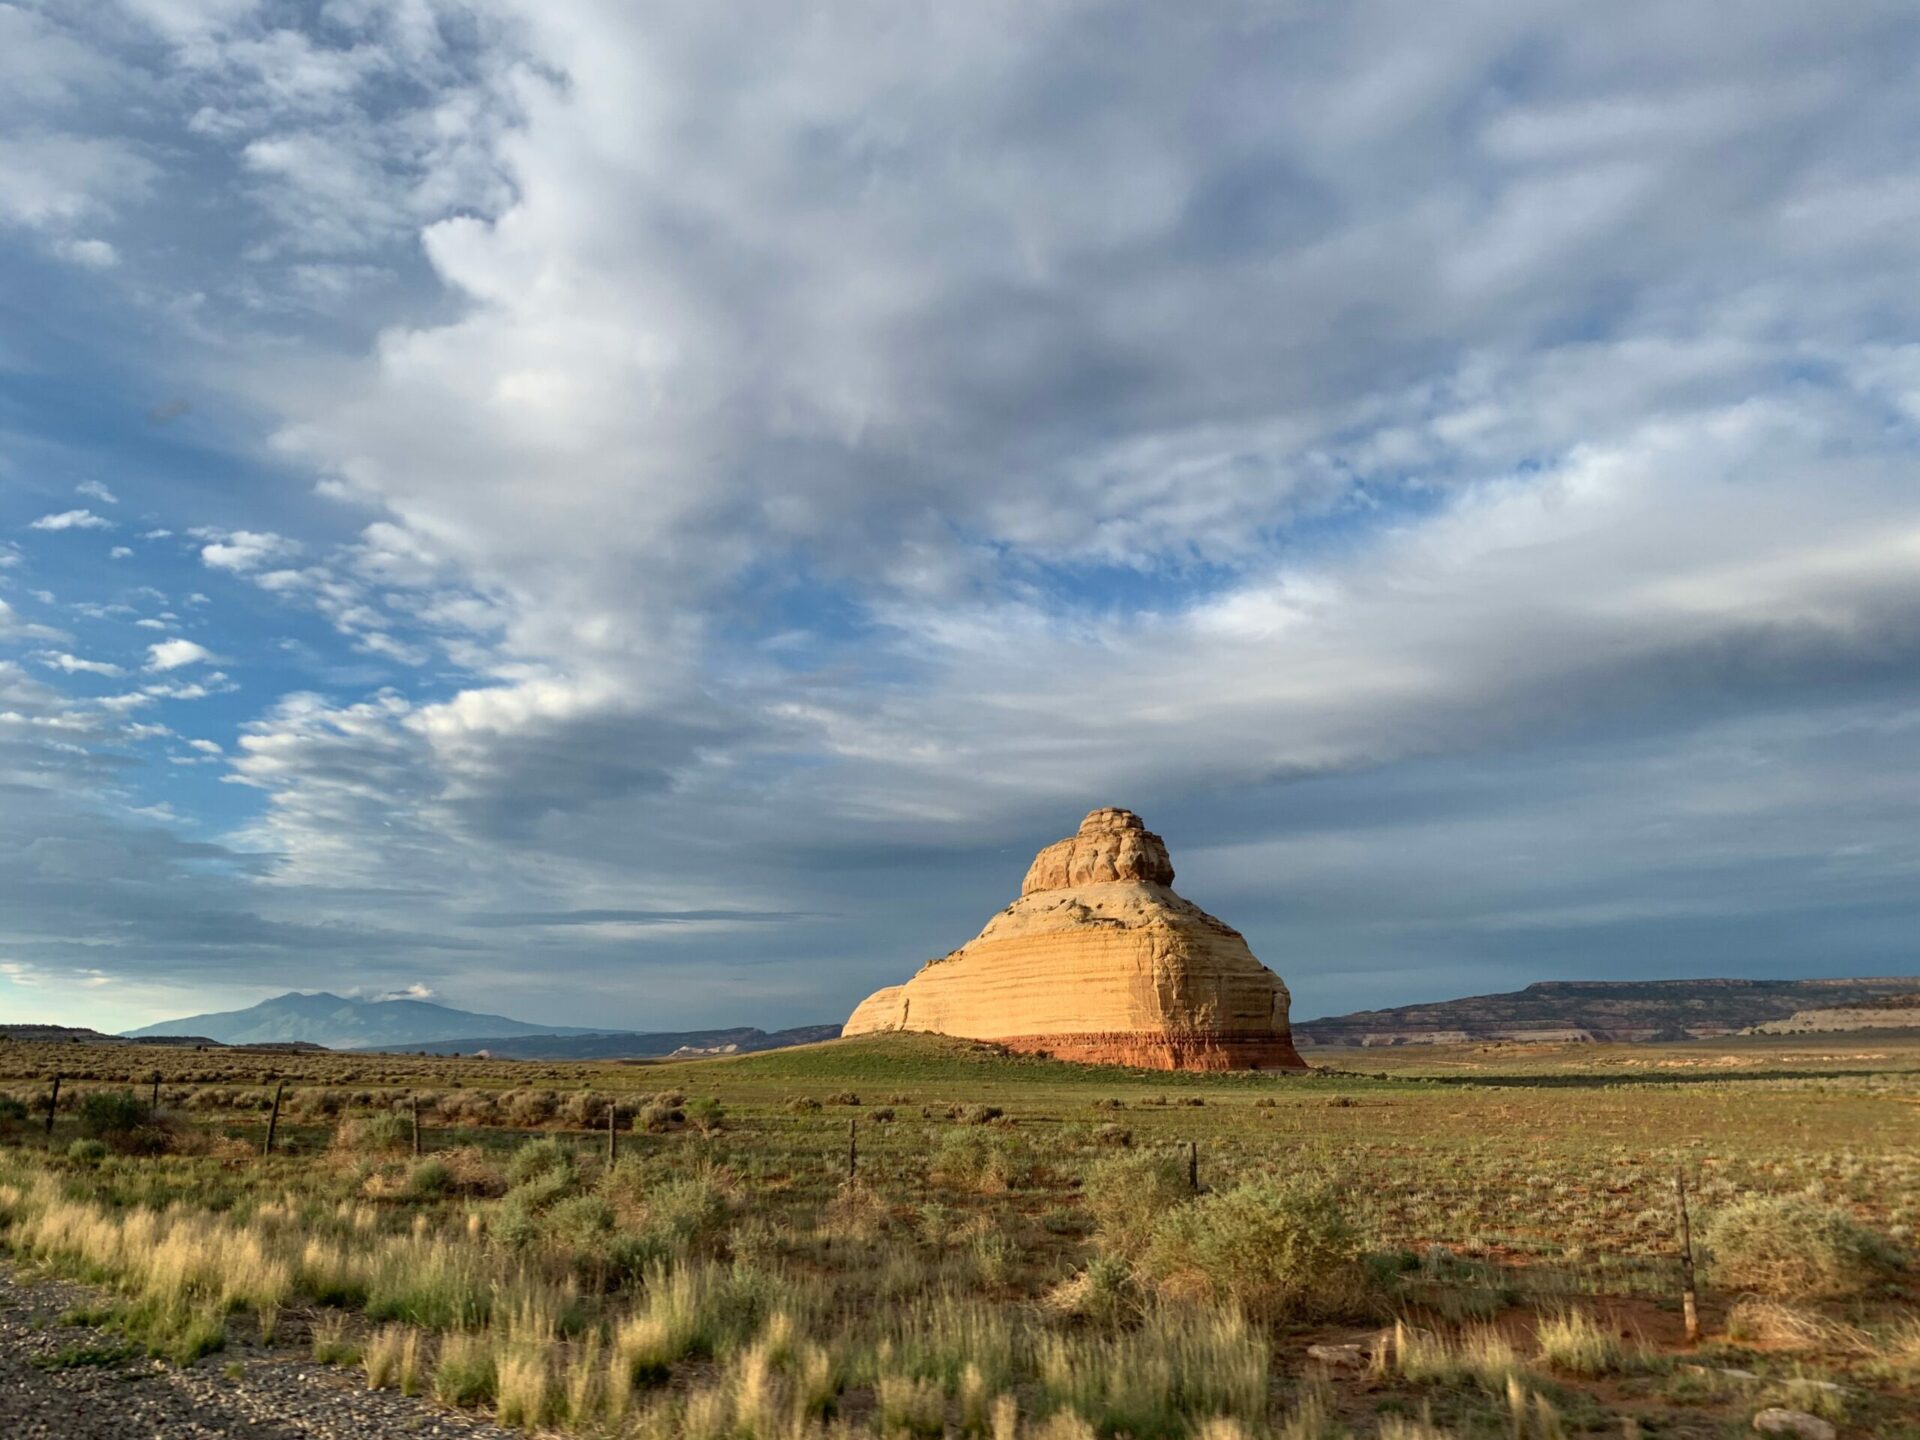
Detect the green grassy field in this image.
<box><xmin>1</xmin><ymin>1031</ymin><xmax>1916</xmax><ymax>1438</ymax></box>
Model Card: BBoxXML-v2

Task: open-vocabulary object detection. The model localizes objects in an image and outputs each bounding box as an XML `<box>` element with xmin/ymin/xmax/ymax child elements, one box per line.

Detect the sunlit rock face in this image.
<box><xmin>844</xmin><ymin>807</ymin><xmax>1305</xmax><ymax>1071</ymax></box>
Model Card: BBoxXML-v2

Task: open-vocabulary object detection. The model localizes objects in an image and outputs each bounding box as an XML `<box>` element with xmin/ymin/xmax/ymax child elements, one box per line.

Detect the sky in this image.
<box><xmin>3</xmin><ymin>1</ymin><xmax>1919</xmax><ymax>1035</ymax></box>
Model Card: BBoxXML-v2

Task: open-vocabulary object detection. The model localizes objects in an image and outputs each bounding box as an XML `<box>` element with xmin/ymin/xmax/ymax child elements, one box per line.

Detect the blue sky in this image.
<box><xmin>3</xmin><ymin>1</ymin><xmax>1919</xmax><ymax>1033</ymax></box>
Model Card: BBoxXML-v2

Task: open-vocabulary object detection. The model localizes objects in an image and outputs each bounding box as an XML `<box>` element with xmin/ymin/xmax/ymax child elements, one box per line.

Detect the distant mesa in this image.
<box><xmin>845</xmin><ymin>806</ymin><xmax>1305</xmax><ymax>1071</ymax></box>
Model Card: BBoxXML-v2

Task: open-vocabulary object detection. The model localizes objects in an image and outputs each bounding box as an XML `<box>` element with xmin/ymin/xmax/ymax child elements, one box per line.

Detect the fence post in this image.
<box><xmin>263</xmin><ymin>1080</ymin><xmax>285</xmax><ymax>1156</ymax></box>
<box><xmin>151</xmin><ymin>1072</ymin><xmax>162</xmax><ymax>1116</ymax></box>
<box><xmin>1674</xmin><ymin>1169</ymin><xmax>1700</xmax><ymax>1343</ymax></box>
<box><xmin>607</xmin><ymin>1100</ymin><xmax>618</xmax><ymax>1164</ymax></box>
<box><xmin>848</xmin><ymin>1117</ymin><xmax>858</xmax><ymax>1180</ymax></box>
<box><xmin>1188</xmin><ymin>1139</ymin><xmax>1199</xmax><ymax>1193</ymax></box>
<box><xmin>412</xmin><ymin>1094</ymin><xmax>422</xmax><ymax>1157</ymax></box>
<box><xmin>45</xmin><ymin>1074</ymin><xmax>60</xmax><ymax>1136</ymax></box>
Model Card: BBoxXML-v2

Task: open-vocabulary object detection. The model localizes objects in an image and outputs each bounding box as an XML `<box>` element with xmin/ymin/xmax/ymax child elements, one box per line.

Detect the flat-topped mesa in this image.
<box><xmin>846</xmin><ymin>806</ymin><xmax>1306</xmax><ymax>1071</ymax></box>
<box><xmin>1022</xmin><ymin>807</ymin><xmax>1174</xmax><ymax>893</ymax></box>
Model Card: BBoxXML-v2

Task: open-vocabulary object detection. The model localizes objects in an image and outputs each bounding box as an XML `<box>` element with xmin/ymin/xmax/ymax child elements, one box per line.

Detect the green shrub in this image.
<box><xmin>507</xmin><ymin>1137</ymin><xmax>576</xmax><ymax>1187</ymax></box>
<box><xmin>646</xmin><ymin>1176</ymin><xmax>731</xmax><ymax>1253</ymax></box>
<box><xmin>1704</xmin><ymin>1196</ymin><xmax>1903</xmax><ymax>1299</ymax></box>
<box><xmin>1083</xmin><ymin>1151</ymin><xmax>1190</xmax><ymax>1259</ymax></box>
<box><xmin>74</xmin><ymin>1090</ymin><xmax>167</xmax><ymax>1155</ymax></box>
<box><xmin>78</xmin><ymin>1090</ymin><xmax>149</xmax><ymax>1136</ymax></box>
<box><xmin>1141</xmin><ymin>1178</ymin><xmax>1370</xmax><ymax>1321</ymax></box>
<box><xmin>405</xmin><ymin>1158</ymin><xmax>452</xmax><ymax>1198</ymax></box>
<box><xmin>334</xmin><ymin>1112</ymin><xmax>412</xmax><ymax>1156</ymax></box>
<box><xmin>545</xmin><ymin>1193</ymin><xmax>616</xmax><ymax>1248</ymax></box>
<box><xmin>67</xmin><ymin>1138</ymin><xmax>109</xmax><ymax>1163</ymax></box>
<box><xmin>934</xmin><ymin>1128</ymin><xmax>1027</xmax><ymax>1193</ymax></box>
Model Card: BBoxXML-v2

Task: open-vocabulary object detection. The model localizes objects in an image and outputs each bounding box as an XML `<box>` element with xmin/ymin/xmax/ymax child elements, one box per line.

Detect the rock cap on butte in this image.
<box><xmin>845</xmin><ymin>806</ymin><xmax>1305</xmax><ymax>1071</ymax></box>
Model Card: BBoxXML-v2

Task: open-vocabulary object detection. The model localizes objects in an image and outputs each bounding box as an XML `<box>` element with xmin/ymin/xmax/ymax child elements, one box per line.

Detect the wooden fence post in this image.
<box><xmin>263</xmin><ymin>1081</ymin><xmax>285</xmax><ymax>1156</ymax></box>
<box><xmin>607</xmin><ymin>1100</ymin><xmax>617</xmax><ymax>1164</ymax></box>
<box><xmin>151</xmin><ymin>1072</ymin><xmax>162</xmax><ymax>1115</ymax></box>
<box><xmin>412</xmin><ymin>1094</ymin><xmax>422</xmax><ymax>1157</ymax></box>
<box><xmin>1674</xmin><ymin>1169</ymin><xmax>1700</xmax><ymax>1343</ymax></box>
<box><xmin>1188</xmin><ymin>1139</ymin><xmax>1199</xmax><ymax>1193</ymax></box>
<box><xmin>847</xmin><ymin>1117</ymin><xmax>858</xmax><ymax>1181</ymax></box>
<box><xmin>45</xmin><ymin>1075</ymin><xmax>60</xmax><ymax>1136</ymax></box>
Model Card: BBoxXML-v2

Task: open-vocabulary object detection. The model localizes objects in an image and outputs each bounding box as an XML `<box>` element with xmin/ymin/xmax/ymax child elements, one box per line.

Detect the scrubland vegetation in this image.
<box><xmin>1</xmin><ymin>1031</ymin><xmax>1916</xmax><ymax>1437</ymax></box>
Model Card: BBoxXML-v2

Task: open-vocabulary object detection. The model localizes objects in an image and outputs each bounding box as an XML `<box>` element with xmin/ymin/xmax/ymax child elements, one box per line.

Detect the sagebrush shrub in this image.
<box><xmin>1704</xmin><ymin>1196</ymin><xmax>1902</xmax><ymax>1298</ymax></box>
<box><xmin>1141</xmin><ymin>1178</ymin><xmax>1370</xmax><ymax>1321</ymax></box>
<box><xmin>507</xmin><ymin>1137</ymin><xmax>575</xmax><ymax>1188</ymax></box>
<box><xmin>1082</xmin><ymin>1150</ymin><xmax>1189</xmax><ymax>1259</ymax></box>
<box><xmin>334</xmin><ymin>1112</ymin><xmax>412</xmax><ymax>1156</ymax></box>
<box><xmin>934</xmin><ymin>1128</ymin><xmax>1026</xmax><ymax>1193</ymax></box>
<box><xmin>77</xmin><ymin>1090</ymin><xmax>167</xmax><ymax>1155</ymax></box>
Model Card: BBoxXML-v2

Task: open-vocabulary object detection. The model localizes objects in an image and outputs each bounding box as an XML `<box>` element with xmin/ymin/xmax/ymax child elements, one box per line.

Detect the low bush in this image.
<box><xmin>405</xmin><ymin>1158</ymin><xmax>451</xmax><ymax>1198</ymax></box>
<box><xmin>638</xmin><ymin>1100</ymin><xmax>684</xmax><ymax>1133</ymax></box>
<box><xmin>1704</xmin><ymin>1196</ymin><xmax>1903</xmax><ymax>1299</ymax></box>
<box><xmin>1141</xmin><ymin>1178</ymin><xmax>1371</xmax><ymax>1321</ymax></box>
<box><xmin>1082</xmin><ymin>1151</ymin><xmax>1190</xmax><ymax>1259</ymax></box>
<box><xmin>76</xmin><ymin>1091</ymin><xmax>167</xmax><ymax>1154</ymax></box>
<box><xmin>333</xmin><ymin>1112</ymin><xmax>412</xmax><ymax>1157</ymax></box>
<box><xmin>506</xmin><ymin>1137</ymin><xmax>575</xmax><ymax>1188</ymax></box>
<box><xmin>934</xmin><ymin>1128</ymin><xmax>1027</xmax><ymax>1193</ymax></box>
<box><xmin>66</xmin><ymin>1138</ymin><xmax>109</xmax><ymax>1163</ymax></box>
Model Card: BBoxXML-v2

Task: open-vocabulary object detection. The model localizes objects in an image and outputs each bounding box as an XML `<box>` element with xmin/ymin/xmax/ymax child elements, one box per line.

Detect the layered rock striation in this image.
<box><xmin>845</xmin><ymin>807</ymin><xmax>1305</xmax><ymax>1070</ymax></box>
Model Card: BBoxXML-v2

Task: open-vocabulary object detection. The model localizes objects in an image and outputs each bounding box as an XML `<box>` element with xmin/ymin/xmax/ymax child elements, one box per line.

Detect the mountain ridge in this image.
<box><xmin>1295</xmin><ymin>975</ymin><xmax>1920</xmax><ymax>1047</ymax></box>
<box><xmin>124</xmin><ymin>991</ymin><xmax>612</xmax><ymax>1049</ymax></box>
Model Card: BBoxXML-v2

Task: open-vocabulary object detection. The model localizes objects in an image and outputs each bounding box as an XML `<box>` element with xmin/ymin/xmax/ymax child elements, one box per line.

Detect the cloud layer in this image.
<box><xmin>2</xmin><ymin>0</ymin><xmax>1918</xmax><ymax>1030</ymax></box>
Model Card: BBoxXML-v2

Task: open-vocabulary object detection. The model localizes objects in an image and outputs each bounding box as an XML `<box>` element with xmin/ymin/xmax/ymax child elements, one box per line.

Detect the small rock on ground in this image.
<box><xmin>1752</xmin><ymin>1408</ymin><xmax>1837</xmax><ymax>1440</ymax></box>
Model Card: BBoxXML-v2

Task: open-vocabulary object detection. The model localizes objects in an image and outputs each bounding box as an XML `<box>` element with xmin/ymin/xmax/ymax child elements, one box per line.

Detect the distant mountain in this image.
<box><xmin>125</xmin><ymin>991</ymin><xmax>610</xmax><ymax>1050</ymax></box>
<box><xmin>1295</xmin><ymin>976</ymin><xmax>1920</xmax><ymax>1047</ymax></box>
<box><xmin>354</xmin><ymin>1024</ymin><xmax>843</xmax><ymax>1060</ymax></box>
<box><xmin>0</xmin><ymin>1023</ymin><xmax>225</xmax><ymax>1047</ymax></box>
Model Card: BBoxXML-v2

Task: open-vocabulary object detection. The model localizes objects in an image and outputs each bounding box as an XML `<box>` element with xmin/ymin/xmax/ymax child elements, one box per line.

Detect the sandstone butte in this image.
<box><xmin>844</xmin><ymin>807</ymin><xmax>1306</xmax><ymax>1070</ymax></box>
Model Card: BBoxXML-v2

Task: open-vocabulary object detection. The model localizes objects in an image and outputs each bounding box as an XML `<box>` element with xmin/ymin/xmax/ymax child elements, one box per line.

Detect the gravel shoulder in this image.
<box><xmin>0</xmin><ymin>1262</ymin><xmax>515</xmax><ymax>1440</ymax></box>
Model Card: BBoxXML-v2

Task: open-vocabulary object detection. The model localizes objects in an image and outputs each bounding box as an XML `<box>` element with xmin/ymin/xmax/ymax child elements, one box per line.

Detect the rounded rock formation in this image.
<box><xmin>844</xmin><ymin>807</ymin><xmax>1305</xmax><ymax>1070</ymax></box>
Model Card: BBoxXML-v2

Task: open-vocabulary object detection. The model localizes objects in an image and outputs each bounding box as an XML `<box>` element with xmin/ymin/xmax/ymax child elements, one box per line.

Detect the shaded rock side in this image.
<box><xmin>845</xmin><ymin>808</ymin><xmax>1305</xmax><ymax>1071</ymax></box>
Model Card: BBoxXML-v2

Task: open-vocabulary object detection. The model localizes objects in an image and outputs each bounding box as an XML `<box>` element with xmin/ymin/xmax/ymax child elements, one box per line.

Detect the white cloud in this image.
<box><xmin>145</xmin><ymin>638</ymin><xmax>214</xmax><ymax>670</ymax></box>
<box><xmin>28</xmin><ymin>509</ymin><xmax>110</xmax><ymax>531</ymax></box>
<box><xmin>0</xmin><ymin>134</ymin><xmax>154</xmax><ymax>230</ymax></box>
<box><xmin>110</xmin><ymin>546</ymin><xmax>133</xmax><ymax>559</ymax></box>
<box><xmin>3</xmin><ymin>1</ymin><xmax>1920</xmax><ymax>1025</ymax></box>
<box><xmin>194</xmin><ymin>528</ymin><xmax>294</xmax><ymax>572</ymax></box>
<box><xmin>36</xmin><ymin>652</ymin><xmax>124</xmax><ymax>677</ymax></box>
<box><xmin>55</xmin><ymin>237</ymin><xmax>118</xmax><ymax>268</ymax></box>
<box><xmin>76</xmin><ymin>480</ymin><xmax>118</xmax><ymax>504</ymax></box>
<box><xmin>0</xmin><ymin>598</ymin><xmax>64</xmax><ymax>642</ymax></box>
